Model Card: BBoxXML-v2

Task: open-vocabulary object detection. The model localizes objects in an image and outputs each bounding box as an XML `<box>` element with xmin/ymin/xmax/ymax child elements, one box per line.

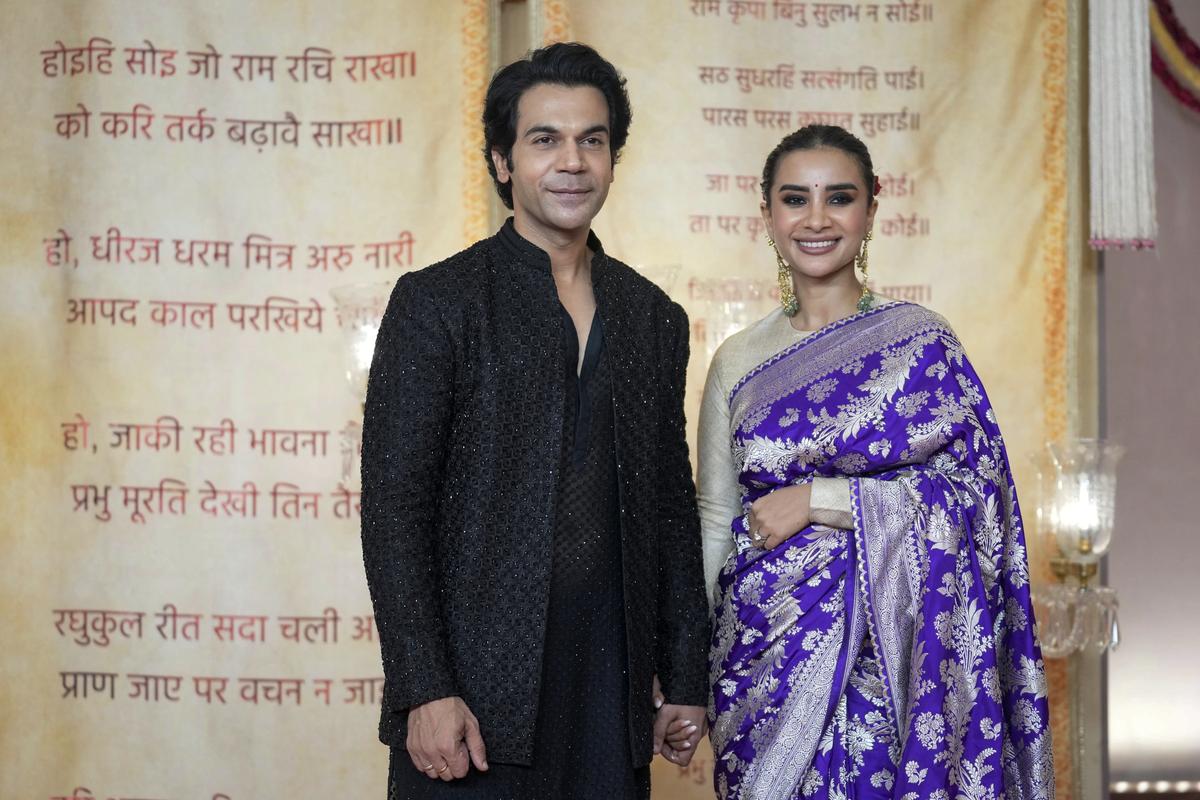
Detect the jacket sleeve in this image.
<box><xmin>654</xmin><ymin>301</ymin><xmax>712</xmax><ymax>707</ymax></box>
<box><xmin>360</xmin><ymin>274</ymin><xmax>460</xmax><ymax>714</ymax></box>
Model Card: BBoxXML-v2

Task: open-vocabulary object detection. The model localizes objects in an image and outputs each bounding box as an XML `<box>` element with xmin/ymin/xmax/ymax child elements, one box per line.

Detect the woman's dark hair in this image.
<box><xmin>760</xmin><ymin>125</ymin><xmax>875</xmax><ymax>206</ymax></box>
<box><xmin>482</xmin><ymin>42</ymin><xmax>633</xmax><ymax>209</ymax></box>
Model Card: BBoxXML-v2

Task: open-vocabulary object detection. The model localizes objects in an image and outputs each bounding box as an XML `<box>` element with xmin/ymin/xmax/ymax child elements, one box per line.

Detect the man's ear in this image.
<box><xmin>491</xmin><ymin>148</ymin><xmax>512</xmax><ymax>183</ymax></box>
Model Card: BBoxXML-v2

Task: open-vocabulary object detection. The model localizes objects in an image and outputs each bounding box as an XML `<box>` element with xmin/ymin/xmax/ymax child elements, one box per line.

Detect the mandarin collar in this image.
<box><xmin>495</xmin><ymin>218</ymin><xmax>607</xmax><ymax>278</ymax></box>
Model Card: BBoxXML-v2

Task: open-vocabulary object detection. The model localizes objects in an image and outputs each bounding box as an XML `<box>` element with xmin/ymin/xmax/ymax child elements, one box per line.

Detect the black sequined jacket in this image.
<box><xmin>360</xmin><ymin>220</ymin><xmax>710</xmax><ymax>766</ymax></box>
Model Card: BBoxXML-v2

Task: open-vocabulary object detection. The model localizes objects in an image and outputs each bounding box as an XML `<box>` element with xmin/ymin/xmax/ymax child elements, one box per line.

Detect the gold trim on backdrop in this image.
<box><xmin>1041</xmin><ymin>0</ymin><xmax>1076</xmax><ymax>796</ymax></box>
<box><xmin>530</xmin><ymin>0</ymin><xmax>572</xmax><ymax>46</ymax></box>
<box><xmin>1042</xmin><ymin>0</ymin><xmax>1069</xmax><ymax>449</ymax></box>
<box><xmin>461</xmin><ymin>0</ymin><xmax>494</xmax><ymax>245</ymax></box>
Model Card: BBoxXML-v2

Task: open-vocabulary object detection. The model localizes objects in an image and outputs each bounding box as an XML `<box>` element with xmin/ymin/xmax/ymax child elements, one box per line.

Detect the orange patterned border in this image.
<box><xmin>540</xmin><ymin>0</ymin><xmax>572</xmax><ymax>45</ymax></box>
<box><xmin>1042</xmin><ymin>0</ymin><xmax>1069</xmax><ymax>444</ymax></box>
<box><xmin>1040</xmin><ymin>0</ymin><xmax>1074</xmax><ymax>796</ymax></box>
<box><xmin>460</xmin><ymin>0</ymin><xmax>491</xmax><ymax>245</ymax></box>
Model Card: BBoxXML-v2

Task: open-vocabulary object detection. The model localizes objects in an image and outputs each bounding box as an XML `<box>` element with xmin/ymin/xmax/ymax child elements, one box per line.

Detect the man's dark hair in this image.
<box><xmin>760</xmin><ymin>124</ymin><xmax>875</xmax><ymax>206</ymax></box>
<box><xmin>482</xmin><ymin>42</ymin><xmax>633</xmax><ymax>209</ymax></box>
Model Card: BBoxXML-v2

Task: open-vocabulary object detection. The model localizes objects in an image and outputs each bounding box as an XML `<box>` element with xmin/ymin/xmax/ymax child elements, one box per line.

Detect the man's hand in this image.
<box><xmin>406</xmin><ymin>696</ymin><xmax>489</xmax><ymax>781</ymax></box>
<box><xmin>748</xmin><ymin>482</ymin><xmax>812</xmax><ymax>550</ymax></box>
<box><xmin>654</xmin><ymin>703</ymin><xmax>707</xmax><ymax>766</ymax></box>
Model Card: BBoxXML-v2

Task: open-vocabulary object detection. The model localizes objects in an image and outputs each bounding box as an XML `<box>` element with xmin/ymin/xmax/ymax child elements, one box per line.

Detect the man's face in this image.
<box><xmin>493</xmin><ymin>83</ymin><xmax>615</xmax><ymax>241</ymax></box>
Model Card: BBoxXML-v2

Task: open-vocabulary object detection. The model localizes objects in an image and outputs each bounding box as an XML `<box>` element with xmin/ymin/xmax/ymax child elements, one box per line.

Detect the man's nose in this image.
<box><xmin>558</xmin><ymin>140</ymin><xmax>584</xmax><ymax>171</ymax></box>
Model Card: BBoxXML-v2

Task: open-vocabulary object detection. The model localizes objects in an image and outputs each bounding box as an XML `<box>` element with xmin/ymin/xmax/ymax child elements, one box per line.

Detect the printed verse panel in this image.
<box><xmin>0</xmin><ymin>2</ymin><xmax>486</xmax><ymax>798</ymax></box>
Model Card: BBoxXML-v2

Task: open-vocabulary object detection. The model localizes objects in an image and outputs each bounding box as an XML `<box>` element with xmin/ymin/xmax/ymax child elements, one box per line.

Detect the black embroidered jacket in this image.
<box><xmin>360</xmin><ymin>221</ymin><xmax>710</xmax><ymax>766</ymax></box>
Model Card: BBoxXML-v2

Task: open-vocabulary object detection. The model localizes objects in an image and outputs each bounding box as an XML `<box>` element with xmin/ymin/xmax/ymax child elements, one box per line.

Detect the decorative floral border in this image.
<box><xmin>460</xmin><ymin>0</ymin><xmax>491</xmax><ymax>245</ymax></box>
<box><xmin>538</xmin><ymin>0</ymin><xmax>572</xmax><ymax>45</ymax></box>
<box><xmin>1040</xmin><ymin>0</ymin><xmax>1076</xmax><ymax>795</ymax></box>
<box><xmin>1042</xmin><ymin>0</ymin><xmax>1069</xmax><ymax>448</ymax></box>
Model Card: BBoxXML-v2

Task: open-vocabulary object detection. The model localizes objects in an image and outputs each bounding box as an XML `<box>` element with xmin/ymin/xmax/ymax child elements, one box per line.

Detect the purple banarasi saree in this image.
<box><xmin>708</xmin><ymin>302</ymin><xmax>1053</xmax><ymax>800</ymax></box>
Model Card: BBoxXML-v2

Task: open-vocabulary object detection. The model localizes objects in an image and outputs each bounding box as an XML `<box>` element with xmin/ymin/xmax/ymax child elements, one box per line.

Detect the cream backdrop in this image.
<box><xmin>0</xmin><ymin>2</ymin><xmax>490</xmax><ymax>798</ymax></box>
<box><xmin>0</xmin><ymin>1</ymin><xmax>1077</xmax><ymax>798</ymax></box>
<box><xmin>548</xmin><ymin>0</ymin><xmax>1073</xmax><ymax>796</ymax></box>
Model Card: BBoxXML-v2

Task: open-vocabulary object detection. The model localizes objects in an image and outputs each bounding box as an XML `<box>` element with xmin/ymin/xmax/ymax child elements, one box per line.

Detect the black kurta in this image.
<box><xmin>387</xmin><ymin>309</ymin><xmax>648</xmax><ymax>799</ymax></box>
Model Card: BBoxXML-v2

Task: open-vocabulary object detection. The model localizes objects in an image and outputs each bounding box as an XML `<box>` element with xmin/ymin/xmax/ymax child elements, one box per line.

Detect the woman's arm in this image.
<box><xmin>697</xmin><ymin>352</ymin><xmax>742</xmax><ymax>611</ymax></box>
<box><xmin>747</xmin><ymin>476</ymin><xmax>853</xmax><ymax>550</ymax></box>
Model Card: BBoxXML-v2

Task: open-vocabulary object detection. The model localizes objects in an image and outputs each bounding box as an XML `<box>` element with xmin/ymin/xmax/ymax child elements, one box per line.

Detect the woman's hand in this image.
<box><xmin>748</xmin><ymin>483</ymin><xmax>812</xmax><ymax>550</ymax></box>
<box><xmin>661</xmin><ymin>714</ymin><xmax>707</xmax><ymax>765</ymax></box>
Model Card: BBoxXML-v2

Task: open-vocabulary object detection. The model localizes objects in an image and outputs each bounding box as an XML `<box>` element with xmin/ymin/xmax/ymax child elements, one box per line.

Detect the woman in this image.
<box><xmin>698</xmin><ymin>126</ymin><xmax>1054</xmax><ymax>799</ymax></box>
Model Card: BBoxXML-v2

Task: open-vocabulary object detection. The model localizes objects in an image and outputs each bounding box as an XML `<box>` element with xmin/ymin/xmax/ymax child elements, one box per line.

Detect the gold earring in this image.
<box><xmin>854</xmin><ymin>230</ymin><xmax>873</xmax><ymax>312</ymax></box>
<box><xmin>767</xmin><ymin>235</ymin><xmax>799</xmax><ymax>316</ymax></box>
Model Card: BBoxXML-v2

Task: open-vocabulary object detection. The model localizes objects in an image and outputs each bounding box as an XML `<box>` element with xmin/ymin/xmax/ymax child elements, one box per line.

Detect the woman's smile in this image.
<box><xmin>791</xmin><ymin>237</ymin><xmax>842</xmax><ymax>255</ymax></box>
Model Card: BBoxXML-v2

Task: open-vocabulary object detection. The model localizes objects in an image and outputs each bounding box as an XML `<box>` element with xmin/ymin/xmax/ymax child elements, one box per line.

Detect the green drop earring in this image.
<box><xmin>854</xmin><ymin>230</ymin><xmax>874</xmax><ymax>312</ymax></box>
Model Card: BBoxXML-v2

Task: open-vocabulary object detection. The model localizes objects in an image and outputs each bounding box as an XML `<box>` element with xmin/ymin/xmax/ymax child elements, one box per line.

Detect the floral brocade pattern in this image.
<box><xmin>709</xmin><ymin>303</ymin><xmax>1053</xmax><ymax>799</ymax></box>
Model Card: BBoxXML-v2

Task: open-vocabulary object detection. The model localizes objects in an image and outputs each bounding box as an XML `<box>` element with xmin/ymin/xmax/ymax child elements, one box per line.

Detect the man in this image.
<box><xmin>361</xmin><ymin>43</ymin><xmax>709</xmax><ymax>798</ymax></box>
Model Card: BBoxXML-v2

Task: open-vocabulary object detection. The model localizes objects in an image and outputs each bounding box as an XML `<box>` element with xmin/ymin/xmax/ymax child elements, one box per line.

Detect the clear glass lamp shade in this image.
<box><xmin>1032</xmin><ymin>583</ymin><xmax>1121</xmax><ymax>657</ymax></box>
<box><xmin>331</xmin><ymin>283</ymin><xmax>393</xmax><ymax>404</ymax></box>
<box><xmin>703</xmin><ymin>279</ymin><xmax>777</xmax><ymax>359</ymax></box>
<box><xmin>1046</xmin><ymin>439</ymin><xmax>1125</xmax><ymax>564</ymax></box>
<box><xmin>1031</xmin><ymin>438</ymin><xmax>1124</xmax><ymax>656</ymax></box>
<box><xmin>631</xmin><ymin>263</ymin><xmax>682</xmax><ymax>296</ymax></box>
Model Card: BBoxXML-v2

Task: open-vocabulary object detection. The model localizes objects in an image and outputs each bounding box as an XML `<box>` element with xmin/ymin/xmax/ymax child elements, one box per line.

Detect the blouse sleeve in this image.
<box><xmin>697</xmin><ymin>353</ymin><xmax>742</xmax><ymax>612</ymax></box>
<box><xmin>810</xmin><ymin>476</ymin><xmax>853</xmax><ymax>529</ymax></box>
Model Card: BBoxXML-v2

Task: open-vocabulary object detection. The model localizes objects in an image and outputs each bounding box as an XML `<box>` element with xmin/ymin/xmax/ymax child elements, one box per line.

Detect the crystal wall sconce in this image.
<box><xmin>1032</xmin><ymin>439</ymin><xmax>1124</xmax><ymax>658</ymax></box>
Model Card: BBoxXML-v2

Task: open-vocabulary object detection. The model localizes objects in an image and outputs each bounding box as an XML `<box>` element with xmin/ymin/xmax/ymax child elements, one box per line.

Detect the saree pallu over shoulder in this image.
<box><xmin>709</xmin><ymin>302</ymin><xmax>1053</xmax><ymax>800</ymax></box>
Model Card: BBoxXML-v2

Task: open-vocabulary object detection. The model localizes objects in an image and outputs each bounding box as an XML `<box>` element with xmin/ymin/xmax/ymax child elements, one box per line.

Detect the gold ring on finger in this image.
<box><xmin>437</xmin><ymin>764</ymin><xmax>449</xmax><ymax>774</ymax></box>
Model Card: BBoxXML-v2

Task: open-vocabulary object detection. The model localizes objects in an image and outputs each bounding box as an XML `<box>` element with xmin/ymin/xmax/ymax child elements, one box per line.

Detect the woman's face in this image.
<box><xmin>761</xmin><ymin>147</ymin><xmax>877</xmax><ymax>282</ymax></box>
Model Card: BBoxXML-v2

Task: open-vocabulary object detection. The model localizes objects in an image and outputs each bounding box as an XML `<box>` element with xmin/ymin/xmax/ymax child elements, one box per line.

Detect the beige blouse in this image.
<box><xmin>697</xmin><ymin>307</ymin><xmax>853</xmax><ymax>608</ymax></box>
